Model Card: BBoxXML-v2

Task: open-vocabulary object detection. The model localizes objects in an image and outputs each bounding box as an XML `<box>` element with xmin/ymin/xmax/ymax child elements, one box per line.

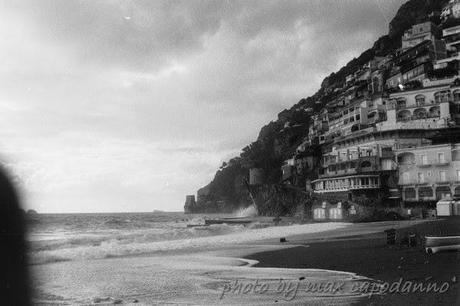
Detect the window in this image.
<box><xmin>420</xmin><ymin>154</ymin><xmax>428</xmax><ymax>165</ymax></box>
<box><xmin>415</xmin><ymin>94</ymin><xmax>426</xmax><ymax>106</ymax></box>
<box><xmin>438</xmin><ymin>152</ymin><xmax>445</xmax><ymax>163</ymax></box>
<box><xmin>404</xmin><ymin>188</ymin><xmax>416</xmax><ymax>199</ymax></box>
<box><xmin>436</xmin><ymin>186</ymin><xmax>451</xmax><ymax>200</ymax></box>
<box><xmin>402</xmin><ymin>172</ymin><xmax>410</xmax><ymax>183</ymax></box>
<box><xmin>434</xmin><ymin>91</ymin><xmax>451</xmax><ymax>104</ymax></box>
<box><xmin>440</xmin><ymin>171</ymin><xmax>447</xmax><ymax>182</ymax></box>
<box><xmin>453</xmin><ymin>90</ymin><xmax>460</xmax><ymax>102</ymax></box>
<box><xmin>355</xmin><ymin>114</ymin><xmax>360</xmax><ymax>121</ymax></box>
<box><xmin>419</xmin><ymin>187</ymin><xmax>434</xmax><ymax>198</ymax></box>
<box><xmin>418</xmin><ymin>172</ymin><xmax>424</xmax><ymax>183</ymax></box>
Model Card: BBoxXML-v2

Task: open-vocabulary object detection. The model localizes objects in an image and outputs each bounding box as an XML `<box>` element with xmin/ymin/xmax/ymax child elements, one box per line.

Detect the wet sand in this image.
<box><xmin>247</xmin><ymin>217</ymin><xmax>460</xmax><ymax>305</ymax></box>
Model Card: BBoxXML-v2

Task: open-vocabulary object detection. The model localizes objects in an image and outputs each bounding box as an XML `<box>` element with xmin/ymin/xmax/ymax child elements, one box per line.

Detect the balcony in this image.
<box><xmin>436</xmin><ymin>180</ymin><xmax>450</xmax><ymax>185</ymax></box>
<box><xmin>399</xmin><ymin>182</ymin><xmax>416</xmax><ymax>186</ymax></box>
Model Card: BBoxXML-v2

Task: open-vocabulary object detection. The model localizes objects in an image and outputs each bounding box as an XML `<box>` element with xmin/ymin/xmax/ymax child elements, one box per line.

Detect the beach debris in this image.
<box><xmin>385</xmin><ymin>228</ymin><xmax>396</xmax><ymax>245</ymax></box>
<box><xmin>397</xmin><ymin>265</ymin><xmax>402</xmax><ymax>269</ymax></box>
<box><xmin>408</xmin><ymin>233</ymin><xmax>417</xmax><ymax>247</ymax></box>
<box><xmin>280</xmin><ymin>237</ymin><xmax>287</xmax><ymax>243</ymax></box>
<box><xmin>91</xmin><ymin>296</ymin><xmax>123</xmax><ymax>304</ymax></box>
<box><xmin>93</xmin><ymin>297</ymin><xmax>112</xmax><ymax>303</ymax></box>
<box><xmin>400</xmin><ymin>257</ymin><xmax>404</xmax><ymax>261</ymax></box>
<box><xmin>452</xmin><ymin>276</ymin><xmax>457</xmax><ymax>283</ymax></box>
<box><xmin>424</xmin><ymin>260</ymin><xmax>430</xmax><ymax>264</ymax></box>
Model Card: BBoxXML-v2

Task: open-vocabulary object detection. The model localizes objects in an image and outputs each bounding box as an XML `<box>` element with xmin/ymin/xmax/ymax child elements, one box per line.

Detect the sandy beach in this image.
<box><xmin>30</xmin><ymin>217</ymin><xmax>460</xmax><ymax>305</ymax></box>
<box><xmin>248</xmin><ymin>217</ymin><xmax>460</xmax><ymax>306</ymax></box>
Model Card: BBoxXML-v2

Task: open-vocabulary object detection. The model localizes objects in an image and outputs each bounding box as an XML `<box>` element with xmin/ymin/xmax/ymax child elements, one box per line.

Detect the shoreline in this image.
<box><xmin>31</xmin><ymin>218</ymin><xmax>459</xmax><ymax>305</ymax></box>
<box><xmin>246</xmin><ymin>217</ymin><xmax>460</xmax><ymax>305</ymax></box>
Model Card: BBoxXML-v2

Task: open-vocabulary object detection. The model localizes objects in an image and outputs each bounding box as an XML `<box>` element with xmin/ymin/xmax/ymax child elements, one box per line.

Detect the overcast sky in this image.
<box><xmin>0</xmin><ymin>0</ymin><xmax>406</xmax><ymax>213</ymax></box>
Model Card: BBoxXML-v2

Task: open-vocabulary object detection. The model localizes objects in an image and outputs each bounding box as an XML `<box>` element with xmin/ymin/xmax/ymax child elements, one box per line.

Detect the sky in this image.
<box><xmin>0</xmin><ymin>0</ymin><xmax>406</xmax><ymax>213</ymax></box>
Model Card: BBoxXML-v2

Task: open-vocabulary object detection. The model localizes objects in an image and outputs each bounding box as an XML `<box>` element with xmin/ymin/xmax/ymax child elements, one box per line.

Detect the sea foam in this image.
<box><xmin>30</xmin><ymin>222</ymin><xmax>349</xmax><ymax>264</ymax></box>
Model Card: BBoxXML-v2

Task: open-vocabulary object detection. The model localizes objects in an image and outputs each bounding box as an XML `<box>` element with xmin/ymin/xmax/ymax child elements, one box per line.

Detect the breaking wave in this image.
<box><xmin>27</xmin><ymin>212</ymin><xmax>348</xmax><ymax>265</ymax></box>
<box><xmin>234</xmin><ymin>204</ymin><xmax>258</xmax><ymax>217</ymax></box>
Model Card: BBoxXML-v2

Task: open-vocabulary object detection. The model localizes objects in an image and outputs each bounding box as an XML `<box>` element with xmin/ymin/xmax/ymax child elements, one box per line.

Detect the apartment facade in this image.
<box><xmin>303</xmin><ymin>21</ymin><xmax>460</xmax><ymax>210</ymax></box>
<box><xmin>401</xmin><ymin>22</ymin><xmax>441</xmax><ymax>50</ymax></box>
<box><xmin>397</xmin><ymin>143</ymin><xmax>460</xmax><ymax>203</ymax></box>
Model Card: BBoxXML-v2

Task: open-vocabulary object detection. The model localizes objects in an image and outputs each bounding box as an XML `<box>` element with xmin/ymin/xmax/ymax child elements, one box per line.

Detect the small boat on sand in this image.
<box><xmin>204</xmin><ymin>217</ymin><xmax>253</xmax><ymax>226</ymax></box>
<box><xmin>425</xmin><ymin>236</ymin><xmax>460</xmax><ymax>254</ymax></box>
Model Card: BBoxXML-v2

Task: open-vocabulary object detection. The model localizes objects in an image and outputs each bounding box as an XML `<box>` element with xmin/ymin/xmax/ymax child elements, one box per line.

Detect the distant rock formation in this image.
<box><xmin>26</xmin><ymin>209</ymin><xmax>38</xmax><ymax>215</ymax></box>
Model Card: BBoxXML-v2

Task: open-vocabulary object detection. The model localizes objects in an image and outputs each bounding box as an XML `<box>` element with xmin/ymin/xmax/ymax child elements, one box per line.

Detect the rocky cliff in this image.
<box><xmin>186</xmin><ymin>0</ymin><xmax>449</xmax><ymax>215</ymax></box>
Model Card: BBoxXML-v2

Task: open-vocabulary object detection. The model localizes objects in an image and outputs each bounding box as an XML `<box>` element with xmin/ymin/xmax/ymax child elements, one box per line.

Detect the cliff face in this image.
<box><xmin>187</xmin><ymin>0</ymin><xmax>450</xmax><ymax>215</ymax></box>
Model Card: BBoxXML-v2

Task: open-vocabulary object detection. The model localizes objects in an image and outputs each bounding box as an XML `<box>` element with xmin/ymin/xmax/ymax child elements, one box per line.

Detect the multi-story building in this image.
<box><xmin>443</xmin><ymin>24</ymin><xmax>460</xmax><ymax>53</ymax></box>
<box><xmin>397</xmin><ymin>143</ymin><xmax>460</xmax><ymax>204</ymax></box>
<box><xmin>387</xmin><ymin>40</ymin><xmax>447</xmax><ymax>90</ymax></box>
<box><xmin>377</xmin><ymin>85</ymin><xmax>455</xmax><ymax>131</ymax></box>
<box><xmin>401</xmin><ymin>22</ymin><xmax>441</xmax><ymax>50</ymax></box>
<box><xmin>305</xmin><ymin>21</ymin><xmax>460</xmax><ymax>211</ymax></box>
<box><xmin>312</xmin><ymin>128</ymin><xmax>434</xmax><ymax>202</ymax></box>
<box><xmin>441</xmin><ymin>0</ymin><xmax>460</xmax><ymax>21</ymax></box>
<box><xmin>308</xmin><ymin>113</ymin><xmax>329</xmax><ymax>145</ymax></box>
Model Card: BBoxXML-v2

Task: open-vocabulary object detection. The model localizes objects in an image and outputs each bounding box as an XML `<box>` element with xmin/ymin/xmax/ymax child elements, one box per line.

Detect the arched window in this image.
<box><xmin>415</xmin><ymin>94</ymin><xmax>426</xmax><ymax>106</ymax></box>
<box><xmin>434</xmin><ymin>91</ymin><xmax>451</xmax><ymax>104</ymax></box>
<box><xmin>453</xmin><ymin>149</ymin><xmax>460</xmax><ymax>161</ymax></box>
<box><xmin>360</xmin><ymin>161</ymin><xmax>372</xmax><ymax>168</ymax></box>
<box><xmin>397</xmin><ymin>110</ymin><xmax>411</xmax><ymax>122</ymax></box>
<box><xmin>396</xmin><ymin>98</ymin><xmax>407</xmax><ymax>109</ymax></box>
<box><xmin>413</xmin><ymin>108</ymin><xmax>428</xmax><ymax>119</ymax></box>
<box><xmin>453</xmin><ymin>90</ymin><xmax>460</xmax><ymax>102</ymax></box>
<box><xmin>455</xmin><ymin>186</ymin><xmax>460</xmax><ymax>197</ymax></box>
<box><xmin>429</xmin><ymin>106</ymin><xmax>440</xmax><ymax>118</ymax></box>
<box><xmin>397</xmin><ymin>152</ymin><xmax>415</xmax><ymax>165</ymax></box>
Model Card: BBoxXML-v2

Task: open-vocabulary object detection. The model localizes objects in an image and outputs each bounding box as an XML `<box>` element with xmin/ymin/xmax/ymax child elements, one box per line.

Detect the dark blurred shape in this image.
<box><xmin>0</xmin><ymin>167</ymin><xmax>30</xmax><ymax>305</ymax></box>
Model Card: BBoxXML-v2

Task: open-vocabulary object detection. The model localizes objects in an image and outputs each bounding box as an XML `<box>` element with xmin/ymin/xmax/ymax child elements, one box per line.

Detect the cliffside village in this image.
<box><xmin>186</xmin><ymin>1</ymin><xmax>460</xmax><ymax>219</ymax></box>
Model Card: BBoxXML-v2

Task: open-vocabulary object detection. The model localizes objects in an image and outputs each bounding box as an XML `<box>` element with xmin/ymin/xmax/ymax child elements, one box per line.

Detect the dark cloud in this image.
<box><xmin>7</xmin><ymin>0</ymin><xmax>404</xmax><ymax>71</ymax></box>
<box><xmin>0</xmin><ymin>0</ymin><xmax>407</xmax><ymax>212</ymax></box>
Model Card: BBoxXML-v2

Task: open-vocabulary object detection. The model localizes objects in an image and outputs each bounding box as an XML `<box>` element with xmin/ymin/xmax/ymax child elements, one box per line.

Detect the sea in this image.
<box><xmin>26</xmin><ymin>211</ymin><xmax>258</xmax><ymax>264</ymax></box>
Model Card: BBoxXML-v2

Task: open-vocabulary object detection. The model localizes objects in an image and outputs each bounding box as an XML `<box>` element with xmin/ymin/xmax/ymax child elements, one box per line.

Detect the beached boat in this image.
<box><xmin>425</xmin><ymin>235</ymin><xmax>460</xmax><ymax>254</ymax></box>
<box><xmin>204</xmin><ymin>217</ymin><xmax>253</xmax><ymax>226</ymax></box>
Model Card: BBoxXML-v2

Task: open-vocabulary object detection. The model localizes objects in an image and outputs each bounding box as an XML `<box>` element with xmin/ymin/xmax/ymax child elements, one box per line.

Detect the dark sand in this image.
<box><xmin>247</xmin><ymin>217</ymin><xmax>460</xmax><ymax>305</ymax></box>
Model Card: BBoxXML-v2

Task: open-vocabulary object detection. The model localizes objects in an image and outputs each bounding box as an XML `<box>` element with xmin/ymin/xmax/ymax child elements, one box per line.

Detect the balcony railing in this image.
<box><xmin>416</xmin><ymin>160</ymin><xmax>450</xmax><ymax>167</ymax></box>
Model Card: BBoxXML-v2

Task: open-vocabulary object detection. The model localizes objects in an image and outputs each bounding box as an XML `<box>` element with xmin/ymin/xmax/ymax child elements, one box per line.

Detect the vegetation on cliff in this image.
<box><xmin>191</xmin><ymin>0</ymin><xmax>450</xmax><ymax>215</ymax></box>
